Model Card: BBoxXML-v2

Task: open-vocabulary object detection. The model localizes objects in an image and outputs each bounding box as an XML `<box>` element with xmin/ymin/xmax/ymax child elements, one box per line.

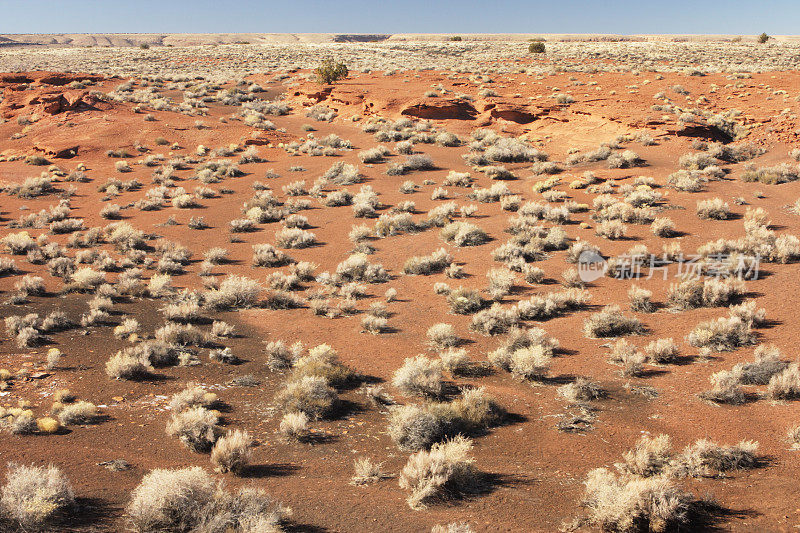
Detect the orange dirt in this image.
<box><xmin>0</xmin><ymin>67</ymin><xmax>799</xmax><ymax>532</ymax></box>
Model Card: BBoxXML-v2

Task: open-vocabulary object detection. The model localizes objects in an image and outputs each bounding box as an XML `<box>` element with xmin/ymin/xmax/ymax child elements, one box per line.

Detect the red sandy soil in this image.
<box><xmin>0</xmin><ymin>68</ymin><xmax>799</xmax><ymax>532</ymax></box>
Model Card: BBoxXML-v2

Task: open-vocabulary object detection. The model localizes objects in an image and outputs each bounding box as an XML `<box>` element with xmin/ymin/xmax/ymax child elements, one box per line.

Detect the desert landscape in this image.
<box><xmin>0</xmin><ymin>31</ymin><xmax>799</xmax><ymax>532</ymax></box>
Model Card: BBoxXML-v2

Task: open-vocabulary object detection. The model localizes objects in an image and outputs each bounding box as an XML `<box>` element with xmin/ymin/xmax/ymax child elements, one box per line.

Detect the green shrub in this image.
<box><xmin>758</xmin><ymin>32</ymin><xmax>769</xmax><ymax>43</ymax></box>
<box><xmin>315</xmin><ymin>59</ymin><xmax>349</xmax><ymax>84</ymax></box>
<box><xmin>528</xmin><ymin>41</ymin><xmax>546</xmax><ymax>54</ymax></box>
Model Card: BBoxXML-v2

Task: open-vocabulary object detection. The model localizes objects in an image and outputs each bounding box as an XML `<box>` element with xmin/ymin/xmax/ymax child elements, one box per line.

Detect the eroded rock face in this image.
<box><xmin>400</xmin><ymin>98</ymin><xmax>478</xmax><ymax>120</ymax></box>
<box><xmin>485</xmin><ymin>103</ymin><xmax>538</xmax><ymax>124</ymax></box>
<box><xmin>0</xmin><ymin>72</ymin><xmax>108</xmax><ymax>118</ymax></box>
<box><xmin>0</xmin><ymin>72</ymin><xmax>103</xmax><ymax>86</ymax></box>
<box><xmin>665</xmin><ymin>123</ymin><xmax>733</xmax><ymax>143</ymax></box>
<box><xmin>32</xmin><ymin>142</ymin><xmax>80</xmax><ymax>159</ymax></box>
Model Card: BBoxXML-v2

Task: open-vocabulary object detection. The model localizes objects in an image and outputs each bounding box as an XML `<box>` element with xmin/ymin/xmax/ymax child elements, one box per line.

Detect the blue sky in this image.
<box><xmin>1</xmin><ymin>0</ymin><xmax>797</xmax><ymax>34</ymax></box>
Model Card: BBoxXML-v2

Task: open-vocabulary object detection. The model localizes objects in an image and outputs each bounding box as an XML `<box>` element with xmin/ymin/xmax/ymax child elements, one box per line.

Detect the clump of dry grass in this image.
<box><xmin>608</xmin><ymin>339</ymin><xmax>647</xmax><ymax>377</ymax></box>
<box><xmin>392</xmin><ymin>355</ymin><xmax>443</xmax><ymax>398</ymax></box>
<box><xmin>558</xmin><ymin>377</ymin><xmax>605</xmax><ymax>404</ymax></box>
<box><xmin>584</xmin><ymin>305</ymin><xmax>644</xmax><ymax>338</ymax></box>
<box><xmin>57</xmin><ymin>400</ymin><xmax>97</xmax><ymax>425</ymax></box>
<box><xmin>446</xmin><ymin>287</ymin><xmax>486</xmax><ymax>315</ymax></box>
<box><xmin>388</xmin><ymin>388</ymin><xmax>502</xmax><ymax>451</ymax></box>
<box><xmin>766</xmin><ymin>362</ymin><xmax>800</xmax><ymax>401</ymax></box>
<box><xmin>488</xmin><ymin>327</ymin><xmax>559</xmax><ymax>380</ymax></box>
<box><xmin>126</xmin><ymin>467</ymin><xmax>290</xmax><ymax>532</ymax></box>
<box><xmin>210</xmin><ymin>429</ymin><xmax>252</xmax><ymax>475</ymax></box>
<box><xmin>275</xmin><ymin>376</ymin><xmax>337</xmax><ymax>419</ymax></box>
<box><xmin>595</xmin><ymin>219</ymin><xmax>627</xmax><ymax>240</ymax></box>
<box><xmin>470</xmin><ymin>303</ymin><xmax>519</xmax><ymax>336</ymax></box>
<box><xmin>399</xmin><ymin>435</ymin><xmax>483</xmax><ymax>510</ymax></box>
<box><xmin>427</xmin><ymin>323</ymin><xmax>458</xmax><ymax>350</ymax></box>
<box><xmin>165</xmin><ymin>406</ymin><xmax>220</xmax><ymax>452</ymax></box>
<box><xmin>688</xmin><ymin>316</ymin><xmax>755</xmax><ymax>352</ymax></box>
<box><xmin>291</xmin><ymin>344</ymin><xmax>355</xmax><ymax>388</ymax></box>
<box><xmin>279</xmin><ymin>411</ymin><xmax>310</xmax><ymax>442</ymax></box>
<box><xmin>403</xmin><ymin>248</ymin><xmax>452</xmax><ymax>275</ymax></box>
<box><xmin>440</xmin><ymin>221</ymin><xmax>489</xmax><ymax>247</ymax></box>
<box><xmin>583</xmin><ymin>467</ymin><xmax>694</xmax><ymax>532</ymax></box>
<box><xmin>700</xmin><ymin>369</ymin><xmax>745</xmax><ymax>405</ymax></box>
<box><xmin>0</xmin><ymin>463</ymin><xmax>74</xmax><ymax>530</ymax></box>
<box><xmin>733</xmin><ymin>344</ymin><xmax>786</xmax><ymax>385</ymax></box>
<box><xmin>628</xmin><ymin>285</ymin><xmax>654</xmax><ymax>313</ymax></box>
<box><xmin>620</xmin><ymin>434</ymin><xmax>673</xmax><ymax>478</ymax></box>
<box><xmin>388</xmin><ymin>404</ymin><xmax>448</xmax><ymax>451</ymax></box>
<box><xmin>169</xmin><ymin>384</ymin><xmax>219</xmax><ymax>412</ymax></box>
<box><xmin>106</xmin><ymin>352</ymin><xmax>154</xmax><ymax>380</ymax></box>
<box><xmin>350</xmin><ymin>457</ymin><xmax>390</xmax><ymax>486</ymax></box>
<box><xmin>203</xmin><ymin>275</ymin><xmax>262</xmax><ymax>310</ymax></box>
<box><xmin>643</xmin><ymin>338</ymin><xmax>680</xmax><ymax>364</ymax></box>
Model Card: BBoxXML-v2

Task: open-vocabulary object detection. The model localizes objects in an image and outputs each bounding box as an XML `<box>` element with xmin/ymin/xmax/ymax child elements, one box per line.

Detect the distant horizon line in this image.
<box><xmin>1</xmin><ymin>32</ymin><xmax>796</xmax><ymax>36</ymax></box>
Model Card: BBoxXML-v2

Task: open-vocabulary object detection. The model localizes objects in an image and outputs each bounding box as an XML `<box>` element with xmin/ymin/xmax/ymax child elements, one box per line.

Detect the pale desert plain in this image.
<box><xmin>0</xmin><ymin>32</ymin><xmax>799</xmax><ymax>532</ymax></box>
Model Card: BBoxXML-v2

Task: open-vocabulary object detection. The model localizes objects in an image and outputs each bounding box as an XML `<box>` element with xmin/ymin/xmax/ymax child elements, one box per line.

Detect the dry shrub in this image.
<box><xmin>470</xmin><ymin>303</ymin><xmax>519</xmax><ymax>336</ymax></box>
<box><xmin>275</xmin><ymin>376</ymin><xmax>337</xmax><ymax>419</ymax></box>
<box><xmin>291</xmin><ymin>344</ymin><xmax>354</xmax><ymax>388</ymax></box>
<box><xmin>210</xmin><ymin>429</ymin><xmax>252</xmax><ymax>475</ymax></box>
<box><xmin>399</xmin><ymin>435</ymin><xmax>483</xmax><ymax>510</ymax></box>
<box><xmin>513</xmin><ymin>288</ymin><xmax>590</xmax><ymax>320</ymax></box>
<box><xmin>438</xmin><ymin>348</ymin><xmax>471</xmax><ymax>376</ymax></box>
<box><xmin>609</xmin><ymin>339</ymin><xmax>647</xmax><ymax>377</ymax></box>
<box><xmin>584</xmin><ymin>305</ymin><xmax>644</xmax><ymax>338</ymax></box>
<box><xmin>595</xmin><ymin>219</ymin><xmax>627</xmax><ymax>240</ymax></box>
<box><xmin>387</xmin><ymin>404</ymin><xmax>448</xmax><ymax>451</ymax></box>
<box><xmin>106</xmin><ymin>352</ymin><xmax>154</xmax><ymax>380</ymax></box>
<box><xmin>583</xmin><ymin>468</ymin><xmax>693</xmax><ymax>532</ymax></box>
<box><xmin>688</xmin><ymin>316</ymin><xmax>755</xmax><ymax>352</ymax></box>
<box><xmin>8</xmin><ymin>413</ymin><xmax>37</xmax><ymax>435</ymax></box>
<box><xmin>676</xmin><ymin>439</ymin><xmax>759</xmax><ymax>477</ymax></box>
<box><xmin>643</xmin><ymin>338</ymin><xmax>679</xmax><ymax>364</ymax></box>
<box><xmin>557</xmin><ymin>377</ymin><xmax>605</xmax><ymax>403</ymax></box>
<box><xmin>488</xmin><ymin>327</ymin><xmax>558</xmax><ymax>379</ymax></box>
<box><xmin>486</xmin><ymin>268</ymin><xmax>515</xmax><ymax>300</ymax></box>
<box><xmin>265</xmin><ymin>340</ymin><xmax>297</xmax><ymax>371</ymax></box>
<box><xmin>431</xmin><ymin>523</ymin><xmax>475</xmax><ymax>533</ymax></box>
<box><xmin>734</xmin><ymin>344</ymin><xmax>786</xmax><ymax>385</ymax></box>
<box><xmin>57</xmin><ymin>401</ymin><xmax>97</xmax><ymax>425</ymax></box>
<box><xmin>126</xmin><ymin>467</ymin><xmax>290</xmax><ymax>532</ymax></box>
<box><xmin>203</xmin><ymin>275</ymin><xmax>262</xmax><ymax>310</ymax></box>
<box><xmin>440</xmin><ymin>221</ymin><xmax>489</xmax><ymax>247</ymax></box>
<box><xmin>275</xmin><ymin>227</ymin><xmax>316</xmax><ymax>249</ymax></box>
<box><xmin>362</xmin><ymin>314</ymin><xmax>388</xmax><ymax>334</ymax></box>
<box><xmin>662</xmin><ymin>275</ymin><xmax>741</xmax><ymax>310</ymax></box>
<box><xmin>403</xmin><ymin>248</ymin><xmax>452</xmax><ymax>275</ymax></box>
<box><xmin>392</xmin><ymin>355</ymin><xmax>443</xmax><ymax>398</ymax></box>
<box><xmin>165</xmin><ymin>407</ymin><xmax>220</xmax><ymax>452</ymax></box>
<box><xmin>427</xmin><ymin>323</ymin><xmax>458</xmax><ymax>350</ymax></box>
<box><xmin>350</xmin><ymin>457</ymin><xmax>389</xmax><ymax>486</ymax></box>
<box><xmin>169</xmin><ymin>384</ymin><xmax>218</xmax><ymax>412</ymax></box>
<box><xmin>767</xmin><ymin>362</ymin><xmax>800</xmax><ymax>401</ymax></box>
<box><xmin>787</xmin><ymin>426</ymin><xmax>800</xmax><ymax>449</ymax></box>
<box><xmin>700</xmin><ymin>369</ymin><xmax>745</xmax><ymax>405</ymax></box>
<box><xmin>446</xmin><ymin>287</ymin><xmax>486</xmax><ymax>314</ymax></box>
<box><xmin>279</xmin><ymin>412</ymin><xmax>310</xmax><ymax>442</ymax></box>
<box><xmin>628</xmin><ymin>285</ymin><xmax>654</xmax><ymax>313</ymax></box>
<box><xmin>696</xmin><ymin>198</ymin><xmax>730</xmax><ymax>220</ymax></box>
<box><xmin>650</xmin><ymin>217</ymin><xmax>675</xmax><ymax>237</ymax></box>
<box><xmin>433</xmin><ymin>387</ymin><xmax>505</xmax><ymax>434</ymax></box>
<box><xmin>387</xmin><ymin>388</ymin><xmax>503</xmax><ymax>452</ymax></box>
<box><xmin>155</xmin><ymin>323</ymin><xmax>204</xmax><ymax>346</ymax></box>
<box><xmin>621</xmin><ymin>434</ymin><xmax>673</xmax><ymax>477</ymax></box>
<box><xmin>0</xmin><ymin>463</ymin><xmax>74</xmax><ymax>529</ymax></box>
